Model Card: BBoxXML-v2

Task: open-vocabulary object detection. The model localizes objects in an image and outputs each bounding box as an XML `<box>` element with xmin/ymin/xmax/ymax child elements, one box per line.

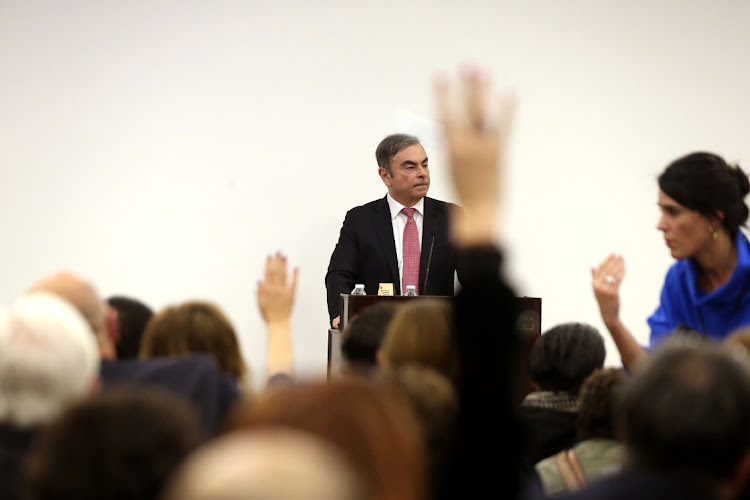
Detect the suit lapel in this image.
<box><xmin>374</xmin><ymin>196</ymin><xmax>400</xmax><ymax>293</ymax></box>
<box><xmin>420</xmin><ymin>197</ymin><xmax>440</xmax><ymax>294</ymax></box>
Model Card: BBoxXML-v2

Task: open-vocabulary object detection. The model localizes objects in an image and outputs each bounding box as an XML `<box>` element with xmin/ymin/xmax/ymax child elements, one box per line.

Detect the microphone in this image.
<box><xmin>422</xmin><ymin>233</ymin><xmax>435</xmax><ymax>295</ymax></box>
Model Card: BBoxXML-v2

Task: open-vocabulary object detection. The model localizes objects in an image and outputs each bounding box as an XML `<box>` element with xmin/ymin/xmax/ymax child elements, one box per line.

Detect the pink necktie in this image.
<box><xmin>401</xmin><ymin>207</ymin><xmax>420</xmax><ymax>294</ymax></box>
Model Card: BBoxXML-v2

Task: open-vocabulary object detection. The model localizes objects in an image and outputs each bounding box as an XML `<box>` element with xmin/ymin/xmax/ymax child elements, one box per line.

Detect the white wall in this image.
<box><xmin>2</xmin><ymin>1</ymin><xmax>749</xmax><ymax>382</ymax></box>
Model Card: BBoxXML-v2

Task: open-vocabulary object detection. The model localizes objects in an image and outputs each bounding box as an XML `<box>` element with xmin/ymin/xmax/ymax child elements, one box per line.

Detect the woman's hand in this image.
<box><xmin>591</xmin><ymin>253</ymin><xmax>625</xmax><ymax>327</ymax></box>
<box><xmin>435</xmin><ymin>67</ymin><xmax>515</xmax><ymax>246</ymax></box>
<box><xmin>257</xmin><ymin>252</ymin><xmax>298</xmax><ymax>325</ymax></box>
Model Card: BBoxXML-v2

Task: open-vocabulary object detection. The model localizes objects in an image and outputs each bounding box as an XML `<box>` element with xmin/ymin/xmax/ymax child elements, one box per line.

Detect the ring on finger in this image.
<box><xmin>604</xmin><ymin>275</ymin><xmax>616</xmax><ymax>285</ymax></box>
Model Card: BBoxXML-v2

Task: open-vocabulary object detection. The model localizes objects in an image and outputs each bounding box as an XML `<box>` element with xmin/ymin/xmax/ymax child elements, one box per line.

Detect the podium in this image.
<box><xmin>327</xmin><ymin>293</ymin><xmax>542</xmax><ymax>402</ymax></box>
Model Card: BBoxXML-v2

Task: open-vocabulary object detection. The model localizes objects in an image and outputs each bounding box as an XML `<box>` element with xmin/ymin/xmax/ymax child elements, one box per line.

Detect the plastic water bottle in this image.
<box><xmin>404</xmin><ymin>285</ymin><xmax>418</xmax><ymax>297</ymax></box>
<box><xmin>351</xmin><ymin>284</ymin><xmax>366</xmax><ymax>296</ymax></box>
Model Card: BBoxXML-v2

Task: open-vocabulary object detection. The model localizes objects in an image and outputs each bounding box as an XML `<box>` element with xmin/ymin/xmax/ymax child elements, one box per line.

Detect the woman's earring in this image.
<box><xmin>708</xmin><ymin>226</ymin><xmax>719</xmax><ymax>240</ymax></box>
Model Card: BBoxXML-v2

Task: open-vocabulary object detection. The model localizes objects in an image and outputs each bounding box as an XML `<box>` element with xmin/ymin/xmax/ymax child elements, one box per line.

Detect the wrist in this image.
<box><xmin>266</xmin><ymin>319</ymin><xmax>291</xmax><ymax>330</ymax></box>
<box><xmin>603</xmin><ymin>316</ymin><xmax>623</xmax><ymax>332</ymax></box>
<box><xmin>452</xmin><ymin>204</ymin><xmax>498</xmax><ymax>247</ymax></box>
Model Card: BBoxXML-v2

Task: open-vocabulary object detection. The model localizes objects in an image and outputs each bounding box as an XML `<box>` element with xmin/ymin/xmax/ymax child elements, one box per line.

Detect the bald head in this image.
<box><xmin>164</xmin><ymin>429</ymin><xmax>363</xmax><ymax>500</ymax></box>
<box><xmin>30</xmin><ymin>272</ymin><xmax>114</xmax><ymax>359</ymax></box>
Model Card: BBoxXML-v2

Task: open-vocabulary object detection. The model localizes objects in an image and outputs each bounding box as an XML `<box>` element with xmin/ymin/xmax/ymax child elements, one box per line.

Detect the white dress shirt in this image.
<box><xmin>386</xmin><ymin>193</ymin><xmax>424</xmax><ymax>294</ymax></box>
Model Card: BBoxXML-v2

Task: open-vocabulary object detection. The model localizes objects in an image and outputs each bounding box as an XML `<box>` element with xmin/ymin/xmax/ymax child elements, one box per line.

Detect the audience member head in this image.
<box><xmin>164</xmin><ymin>428</ymin><xmax>363</xmax><ymax>500</ymax></box>
<box><xmin>529</xmin><ymin>322</ymin><xmax>605</xmax><ymax>395</ymax></box>
<box><xmin>375</xmin><ymin>133</ymin><xmax>421</xmax><ymax>176</ymax></box>
<box><xmin>29</xmin><ymin>271</ymin><xmax>117</xmax><ymax>360</ymax></box>
<box><xmin>382</xmin><ymin>365</ymin><xmax>458</xmax><ymax>497</ymax></box>
<box><xmin>0</xmin><ymin>292</ymin><xmax>99</xmax><ymax>428</ymax></box>
<box><xmin>341</xmin><ymin>302</ymin><xmax>398</xmax><ymax>374</ymax></box>
<box><xmin>725</xmin><ymin>326</ymin><xmax>750</xmax><ymax>358</ymax></box>
<box><xmin>577</xmin><ymin>367</ymin><xmax>626</xmax><ymax>441</ymax></box>
<box><xmin>620</xmin><ymin>339</ymin><xmax>750</xmax><ymax>495</ymax></box>
<box><xmin>24</xmin><ymin>387</ymin><xmax>200</xmax><ymax>500</ymax></box>
<box><xmin>139</xmin><ymin>301</ymin><xmax>248</xmax><ymax>384</ymax></box>
<box><xmin>658</xmin><ymin>152</ymin><xmax>750</xmax><ymax>235</ymax></box>
<box><xmin>379</xmin><ymin>298</ymin><xmax>458</xmax><ymax>382</ymax></box>
<box><xmin>224</xmin><ymin>377</ymin><xmax>425</xmax><ymax>500</ymax></box>
<box><xmin>107</xmin><ymin>295</ymin><xmax>153</xmax><ymax>359</ymax></box>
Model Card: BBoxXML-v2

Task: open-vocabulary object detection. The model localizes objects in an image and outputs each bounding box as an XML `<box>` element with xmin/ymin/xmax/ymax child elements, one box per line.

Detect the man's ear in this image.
<box><xmin>378</xmin><ymin>167</ymin><xmax>392</xmax><ymax>187</ymax></box>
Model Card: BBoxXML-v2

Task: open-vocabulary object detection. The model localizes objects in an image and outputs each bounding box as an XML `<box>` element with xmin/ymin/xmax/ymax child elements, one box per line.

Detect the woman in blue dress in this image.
<box><xmin>592</xmin><ymin>152</ymin><xmax>750</xmax><ymax>369</ymax></box>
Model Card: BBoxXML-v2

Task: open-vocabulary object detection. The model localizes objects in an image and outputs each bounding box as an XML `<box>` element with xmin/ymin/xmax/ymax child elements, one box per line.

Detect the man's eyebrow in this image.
<box><xmin>400</xmin><ymin>157</ymin><xmax>429</xmax><ymax>166</ymax></box>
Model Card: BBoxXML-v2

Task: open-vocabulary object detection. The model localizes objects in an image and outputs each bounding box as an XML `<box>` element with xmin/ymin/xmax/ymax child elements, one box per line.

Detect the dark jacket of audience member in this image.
<box><xmin>518</xmin><ymin>322</ymin><xmax>605</xmax><ymax>473</ymax></box>
<box><xmin>100</xmin><ymin>355</ymin><xmax>238</xmax><ymax>438</ymax></box>
<box><xmin>437</xmin><ymin>247</ymin><xmax>522</xmax><ymax>499</ymax></box>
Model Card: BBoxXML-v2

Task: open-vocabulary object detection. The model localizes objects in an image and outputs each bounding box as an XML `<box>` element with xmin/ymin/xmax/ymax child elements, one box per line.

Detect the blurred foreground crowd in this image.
<box><xmin>2</xmin><ymin>69</ymin><xmax>750</xmax><ymax>500</ymax></box>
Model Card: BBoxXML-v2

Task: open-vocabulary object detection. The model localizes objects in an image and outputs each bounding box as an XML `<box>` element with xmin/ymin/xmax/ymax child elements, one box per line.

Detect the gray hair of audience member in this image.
<box><xmin>620</xmin><ymin>338</ymin><xmax>750</xmax><ymax>484</ymax></box>
<box><xmin>0</xmin><ymin>292</ymin><xmax>99</xmax><ymax>428</ymax></box>
<box><xmin>577</xmin><ymin>367</ymin><xmax>626</xmax><ymax>441</ymax></box>
<box><xmin>163</xmin><ymin>428</ymin><xmax>364</xmax><ymax>500</ymax></box>
<box><xmin>528</xmin><ymin>322</ymin><xmax>605</xmax><ymax>395</ymax></box>
<box><xmin>341</xmin><ymin>302</ymin><xmax>398</xmax><ymax>371</ymax></box>
<box><xmin>376</xmin><ymin>134</ymin><xmax>421</xmax><ymax>176</ymax></box>
<box><xmin>107</xmin><ymin>295</ymin><xmax>153</xmax><ymax>360</ymax></box>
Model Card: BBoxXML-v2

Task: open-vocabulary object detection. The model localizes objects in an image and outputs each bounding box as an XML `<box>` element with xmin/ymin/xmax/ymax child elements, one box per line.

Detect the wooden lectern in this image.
<box><xmin>328</xmin><ymin>294</ymin><xmax>541</xmax><ymax>402</ymax></box>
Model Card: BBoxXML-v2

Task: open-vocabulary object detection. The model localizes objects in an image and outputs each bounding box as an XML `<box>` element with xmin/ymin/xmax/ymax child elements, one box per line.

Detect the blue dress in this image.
<box><xmin>648</xmin><ymin>230</ymin><xmax>750</xmax><ymax>344</ymax></box>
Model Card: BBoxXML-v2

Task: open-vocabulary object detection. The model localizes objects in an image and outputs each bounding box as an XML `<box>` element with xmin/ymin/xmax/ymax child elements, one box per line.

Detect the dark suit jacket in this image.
<box><xmin>325</xmin><ymin>196</ymin><xmax>460</xmax><ymax>320</ymax></box>
<box><xmin>100</xmin><ymin>355</ymin><xmax>239</xmax><ymax>438</ymax></box>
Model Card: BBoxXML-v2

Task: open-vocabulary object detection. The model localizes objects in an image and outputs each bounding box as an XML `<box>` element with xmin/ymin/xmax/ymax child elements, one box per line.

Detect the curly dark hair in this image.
<box><xmin>577</xmin><ymin>367</ymin><xmax>626</xmax><ymax>440</ymax></box>
<box><xmin>528</xmin><ymin>322</ymin><xmax>605</xmax><ymax>395</ymax></box>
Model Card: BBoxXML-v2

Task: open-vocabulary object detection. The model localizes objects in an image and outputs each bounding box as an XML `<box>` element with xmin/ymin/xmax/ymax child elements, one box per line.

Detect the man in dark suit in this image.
<box><xmin>325</xmin><ymin>134</ymin><xmax>460</xmax><ymax>328</ymax></box>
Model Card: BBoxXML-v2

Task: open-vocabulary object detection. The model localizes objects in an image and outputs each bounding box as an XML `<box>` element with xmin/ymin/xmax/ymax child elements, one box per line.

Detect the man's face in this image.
<box><xmin>378</xmin><ymin>144</ymin><xmax>430</xmax><ymax>207</ymax></box>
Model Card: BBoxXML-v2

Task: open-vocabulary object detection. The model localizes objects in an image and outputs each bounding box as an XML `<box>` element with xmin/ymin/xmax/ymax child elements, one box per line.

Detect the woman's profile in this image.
<box><xmin>592</xmin><ymin>152</ymin><xmax>750</xmax><ymax>369</ymax></box>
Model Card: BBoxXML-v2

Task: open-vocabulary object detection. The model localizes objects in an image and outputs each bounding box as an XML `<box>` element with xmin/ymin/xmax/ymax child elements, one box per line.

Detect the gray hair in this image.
<box><xmin>376</xmin><ymin>134</ymin><xmax>421</xmax><ymax>176</ymax></box>
<box><xmin>0</xmin><ymin>292</ymin><xmax>99</xmax><ymax>427</ymax></box>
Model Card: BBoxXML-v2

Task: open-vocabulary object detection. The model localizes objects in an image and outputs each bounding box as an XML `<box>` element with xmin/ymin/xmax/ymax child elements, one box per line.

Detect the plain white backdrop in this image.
<box><xmin>2</xmin><ymin>1</ymin><xmax>749</xmax><ymax>384</ymax></box>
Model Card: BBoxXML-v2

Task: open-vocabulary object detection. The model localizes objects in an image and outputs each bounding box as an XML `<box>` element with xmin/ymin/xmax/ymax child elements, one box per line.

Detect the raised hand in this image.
<box><xmin>591</xmin><ymin>253</ymin><xmax>625</xmax><ymax>327</ymax></box>
<box><xmin>257</xmin><ymin>252</ymin><xmax>299</xmax><ymax>325</ymax></box>
<box><xmin>435</xmin><ymin>67</ymin><xmax>515</xmax><ymax>245</ymax></box>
